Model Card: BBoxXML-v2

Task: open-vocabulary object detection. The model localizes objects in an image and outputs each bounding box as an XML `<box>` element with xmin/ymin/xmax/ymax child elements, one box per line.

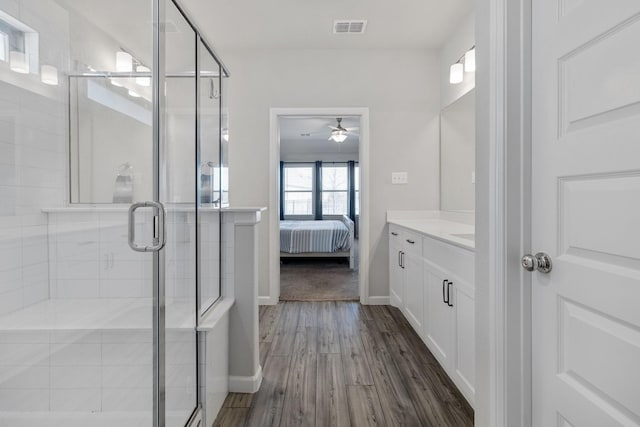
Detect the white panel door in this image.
<box><xmin>532</xmin><ymin>1</ymin><xmax>640</xmax><ymax>426</ymax></box>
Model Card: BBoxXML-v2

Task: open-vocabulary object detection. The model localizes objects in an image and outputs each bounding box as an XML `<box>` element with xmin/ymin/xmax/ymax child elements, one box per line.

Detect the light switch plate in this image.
<box><xmin>391</xmin><ymin>172</ymin><xmax>408</xmax><ymax>185</ymax></box>
<box><xmin>471</xmin><ymin>171</ymin><xmax>476</xmax><ymax>184</ymax></box>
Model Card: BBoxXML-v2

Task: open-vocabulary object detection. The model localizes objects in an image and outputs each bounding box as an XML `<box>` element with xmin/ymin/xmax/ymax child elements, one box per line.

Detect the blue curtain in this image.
<box><xmin>314</xmin><ymin>161</ymin><xmax>323</xmax><ymax>220</ymax></box>
<box><xmin>279</xmin><ymin>161</ymin><xmax>285</xmax><ymax>220</ymax></box>
<box><xmin>348</xmin><ymin>161</ymin><xmax>356</xmax><ymax>223</ymax></box>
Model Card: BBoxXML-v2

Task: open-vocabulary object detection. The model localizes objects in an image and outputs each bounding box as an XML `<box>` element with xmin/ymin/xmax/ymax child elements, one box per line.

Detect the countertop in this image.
<box><xmin>387</xmin><ymin>211</ymin><xmax>475</xmax><ymax>251</ymax></box>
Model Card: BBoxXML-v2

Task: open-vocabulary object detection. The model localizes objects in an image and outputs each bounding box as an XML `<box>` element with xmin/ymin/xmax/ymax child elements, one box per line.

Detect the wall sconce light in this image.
<box><xmin>41</xmin><ymin>65</ymin><xmax>58</xmax><ymax>85</ymax></box>
<box><xmin>449</xmin><ymin>62</ymin><xmax>464</xmax><ymax>84</ymax></box>
<box><xmin>449</xmin><ymin>45</ymin><xmax>476</xmax><ymax>85</ymax></box>
<box><xmin>9</xmin><ymin>51</ymin><xmax>29</xmax><ymax>74</ymax></box>
<box><xmin>116</xmin><ymin>51</ymin><xmax>133</xmax><ymax>72</ymax></box>
<box><xmin>136</xmin><ymin>65</ymin><xmax>150</xmax><ymax>86</ymax></box>
<box><xmin>464</xmin><ymin>46</ymin><xmax>476</xmax><ymax>72</ymax></box>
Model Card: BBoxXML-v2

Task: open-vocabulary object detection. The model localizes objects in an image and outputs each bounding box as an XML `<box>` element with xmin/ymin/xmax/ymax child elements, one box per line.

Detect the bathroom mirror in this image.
<box><xmin>440</xmin><ymin>89</ymin><xmax>475</xmax><ymax>212</ymax></box>
<box><xmin>69</xmin><ymin>76</ymin><xmax>153</xmax><ymax>204</ymax></box>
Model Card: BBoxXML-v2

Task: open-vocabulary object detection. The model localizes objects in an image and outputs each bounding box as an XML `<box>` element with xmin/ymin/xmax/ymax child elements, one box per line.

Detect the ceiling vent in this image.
<box><xmin>333</xmin><ymin>20</ymin><xmax>367</xmax><ymax>34</ymax></box>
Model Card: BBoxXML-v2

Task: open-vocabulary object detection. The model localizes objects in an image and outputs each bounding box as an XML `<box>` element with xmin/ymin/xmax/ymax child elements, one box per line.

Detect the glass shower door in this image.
<box><xmin>198</xmin><ymin>39</ymin><xmax>222</xmax><ymax>315</ymax></box>
<box><xmin>161</xmin><ymin>2</ymin><xmax>198</xmax><ymax>425</ymax></box>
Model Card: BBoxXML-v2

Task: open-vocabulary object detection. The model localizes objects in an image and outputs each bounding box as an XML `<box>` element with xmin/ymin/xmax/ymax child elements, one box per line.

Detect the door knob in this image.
<box><xmin>521</xmin><ymin>252</ymin><xmax>552</xmax><ymax>273</ymax></box>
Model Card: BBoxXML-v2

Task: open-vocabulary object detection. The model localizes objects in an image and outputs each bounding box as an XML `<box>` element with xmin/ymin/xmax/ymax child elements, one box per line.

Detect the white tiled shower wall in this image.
<box><xmin>47</xmin><ymin>211</ymin><xmax>153</xmax><ymax>300</ymax></box>
<box><xmin>0</xmin><ymin>0</ymin><xmax>70</xmax><ymax>317</ymax></box>
<box><xmin>0</xmin><ymin>84</ymin><xmax>68</xmax><ymax>316</ymax></box>
<box><xmin>46</xmin><ymin>209</ymin><xmax>220</xmax><ymax>302</ymax></box>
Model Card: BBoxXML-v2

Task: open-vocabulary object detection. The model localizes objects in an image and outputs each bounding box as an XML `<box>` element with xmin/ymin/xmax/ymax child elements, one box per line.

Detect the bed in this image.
<box><xmin>280</xmin><ymin>214</ymin><xmax>355</xmax><ymax>269</ymax></box>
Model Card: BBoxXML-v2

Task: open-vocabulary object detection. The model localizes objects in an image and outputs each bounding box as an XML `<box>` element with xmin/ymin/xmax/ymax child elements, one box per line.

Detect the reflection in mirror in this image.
<box><xmin>69</xmin><ymin>76</ymin><xmax>153</xmax><ymax>203</ymax></box>
<box><xmin>440</xmin><ymin>89</ymin><xmax>475</xmax><ymax>212</ymax></box>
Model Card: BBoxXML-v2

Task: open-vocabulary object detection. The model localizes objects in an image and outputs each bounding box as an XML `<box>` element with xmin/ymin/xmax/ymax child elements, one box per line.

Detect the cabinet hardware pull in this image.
<box><xmin>391</xmin><ymin>232</ymin><xmax>398</xmax><ymax>236</ymax></box>
<box><xmin>401</xmin><ymin>252</ymin><xmax>405</xmax><ymax>269</ymax></box>
<box><xmin>442</xmin><ymin>279</ymin><xmax>448</xmax><ymax>304</ymax></box>
<box><xmin>447</xmin><ymin>281</ymin><xmax>454</xmax><ymax>307</ymax></box>
<box><xmin>406</xmin><ymin>239</ymin><xmax>415</xmax><ymax>244</ymax></box>
<box><xmin>398</xmin><ymin>251</ymin><xmax>402</xmax><ymax>267</ymax></box>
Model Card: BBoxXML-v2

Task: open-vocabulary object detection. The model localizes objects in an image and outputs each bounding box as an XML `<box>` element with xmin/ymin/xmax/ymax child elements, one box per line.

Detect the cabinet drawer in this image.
<box><xmin>389</xmin><ymin>224</ymin><xmax>403</xmax><ymax>241</ymax></box>
<box><xmin>422</xmin><ymin>235</ymin><xmax>474</xmax><ymax>285</ymax></box>
<box><xmin>402</xmin><ymin>229</ymin><xmax>422</xmax><ymax>256</ymax></box>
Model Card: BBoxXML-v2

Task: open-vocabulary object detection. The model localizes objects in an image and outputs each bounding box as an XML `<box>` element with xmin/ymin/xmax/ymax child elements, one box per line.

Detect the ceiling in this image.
<box><xmin>181</xmin><ymin>0</ymin><xmax>473</xmax><ymax>50</ymax></box>
<box><xmin>280</xmin><ymin>117</ymin><xmax>359</xmax><ymax>156</ymax></box>
<box><xmin>55</xmin><ymin>0</ymin><xmax>473</xmax><ymax>62</ymax></box>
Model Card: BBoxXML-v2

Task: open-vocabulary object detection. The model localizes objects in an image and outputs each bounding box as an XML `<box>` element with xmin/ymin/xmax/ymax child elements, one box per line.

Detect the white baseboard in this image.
<box><xmin>259</xmin><ymin>295</ymin><xmax>278</xmax><ymax>305</ymax></box>
<box><xmin>365</xmin><ymin>296</ymin><xmax>390</xmax><ymax>305</ymax></box>
<box><xmin>228</xmin><ymin>365</ymin><xmax>263</xmax><ymax>393</ymax></box>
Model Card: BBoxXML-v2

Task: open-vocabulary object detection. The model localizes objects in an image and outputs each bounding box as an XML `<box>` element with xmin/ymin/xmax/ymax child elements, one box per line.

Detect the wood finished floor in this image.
<box><xmin>213</xmin><ymin>302</ymin><xmax>473</xmax><ymax>427</ymax></box>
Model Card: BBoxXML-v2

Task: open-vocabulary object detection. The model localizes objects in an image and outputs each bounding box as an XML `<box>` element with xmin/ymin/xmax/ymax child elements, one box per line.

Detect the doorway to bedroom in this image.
<box><xmin>278</xmin><ymin>116</ymin><xmax>361</xmax><ymax>301</ymax></box>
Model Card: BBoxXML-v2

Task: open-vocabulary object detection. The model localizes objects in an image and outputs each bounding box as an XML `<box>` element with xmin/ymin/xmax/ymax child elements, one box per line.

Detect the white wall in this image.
<box><xmin>440</xmin><ymin>12</ymin><xmax>476</xmax><ymax>109</ymax></box>
<box><xmin>223</xmin><ymin>48</ymin><xmax>441</xmax><ymax>299</ymax></box>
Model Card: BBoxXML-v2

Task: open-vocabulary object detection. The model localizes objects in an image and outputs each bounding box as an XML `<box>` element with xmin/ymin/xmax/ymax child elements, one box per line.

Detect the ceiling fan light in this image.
<box><xmin>331</xmin><ymin>132</ymin><xmax>348</xmax><ymax>143</ymax></box>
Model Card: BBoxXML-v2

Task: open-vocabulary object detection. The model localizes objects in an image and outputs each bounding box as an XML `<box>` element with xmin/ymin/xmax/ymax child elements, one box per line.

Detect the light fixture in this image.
<box><xmin>9</xmin><ymin>51</ymin><xmax>29</xmax><ymax>74</ymax></box>
<box><xmin>449</xmin><ymin>45</ymin><xmax>476</xmax><ymax>84</ymax></box>
<box><xmin>464</xmin><ymin>46</ymin><xmax>476</xmax><ymax>72</ymax></box>
<box><xmin>136</xmin><ymin>65</ymin><xmax>150</xmax><ymax>86</ymax></box>
<box><xmin>41</xmin><ymin>65</ymin><xmax>58</xmax><ymax>85</ymax></box>
<box><xmin>116</xmin><ymin>51</ymin><xmax>133</xmax><ymax>72</ymax></box>
<box><xmin>329</xmin><ymin>118</ymin><xmax>349</xmax><ymax>143</ymax></box>
<box><xmin>449</xmin><ymin>62</ymin><xmax>464</xmax><ymax>84</ymax></box>
<box><xmin>332</xmin><ymin>133</ymin><xmax>348</xmax><ymax>143</ymax></box>
<box><xmin>330</xmin><ymin>130</ymin><xmax>348</xmax><ymax>143</ymax></box>
<box><xmin>128</xmin><ymin>89</ymin><xmax>141</xmax><ymax>98</ymax></box>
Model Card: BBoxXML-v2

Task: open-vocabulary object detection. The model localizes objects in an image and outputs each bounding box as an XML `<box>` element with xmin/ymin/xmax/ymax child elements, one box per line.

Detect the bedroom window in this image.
<box><xmin>322</xmin><ymin>164</ymin><xmax>348</xmax><ymax>215</ymax></box>
<box><xmin>283</xmin><ymin>164</ymin><xmax>314</xmax><ymax>216</ymax></box>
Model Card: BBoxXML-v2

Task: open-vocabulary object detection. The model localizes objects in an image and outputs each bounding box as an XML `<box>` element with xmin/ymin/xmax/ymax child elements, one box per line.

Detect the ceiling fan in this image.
<box><xmin>328</xmin><ymin>118</ymin><xmax>359</xmax><ymax>143</ymax></box>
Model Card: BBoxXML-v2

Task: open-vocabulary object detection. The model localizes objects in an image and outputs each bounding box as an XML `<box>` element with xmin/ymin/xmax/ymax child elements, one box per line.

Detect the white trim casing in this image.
<box><xmin>475</xmin><ymin>0</ymin><xmax>532</xmax><ymax>426</ymax></box>
<box><xmin>258</xmin><ymin>295</ymin><xmax>278</xmax><ymax>305</ymax></box>
<box><xmin>366</xmin><ymin>296</ymin><xmax>390</xmax><ymax>305</ymax></box>
<box><xmin>268</xmin><ymin>108</ymin><xmax>371</xmax><ymax>305</ymax></box>
<box><xmin>228</xmin><ymin>365</ymin><xmax>263</xmax><ymax>393</ymax></box>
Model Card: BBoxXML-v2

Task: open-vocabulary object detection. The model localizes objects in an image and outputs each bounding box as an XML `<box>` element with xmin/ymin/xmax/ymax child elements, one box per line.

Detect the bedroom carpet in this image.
<box><xmin>280</xmin><ymin>260</ymin><xmax>359</xmax><ymax>301</ymax></box>
<box><xmin>280</xmin><ymin>241</ymin><xmax>359</xmax><ymax>301</ymax></box>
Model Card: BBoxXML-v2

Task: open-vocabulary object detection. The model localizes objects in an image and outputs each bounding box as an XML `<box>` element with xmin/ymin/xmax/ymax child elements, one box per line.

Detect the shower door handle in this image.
<box><xmin>128</xmin><ymin>201</ymin><xmax>166</xmax><ymax>252</ymax></box>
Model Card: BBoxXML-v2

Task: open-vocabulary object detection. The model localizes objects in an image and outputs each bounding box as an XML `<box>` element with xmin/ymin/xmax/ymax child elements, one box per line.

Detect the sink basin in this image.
<box><xmin>451</xmin><ymin>233</ymin><xmax>475</xmax><ymax>241</ymax></box>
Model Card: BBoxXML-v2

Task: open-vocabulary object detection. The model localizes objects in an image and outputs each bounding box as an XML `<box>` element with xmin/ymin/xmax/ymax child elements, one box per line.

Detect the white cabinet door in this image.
<box><xmin>389</xmin><ymin>231</ymin><xmax>403</xmax><ymax>308</ymax></box>
<box><xmin>453</xmin><ymin>281</ymin><xmax>475</xmax><ymax>404</ymax></box>
<box><xmin>423</xmin><ymin>261</ymin><xmax>454</xmax><ymax>369</ymax></box>
<box><xmin>532</xmin><ymin>1</ymin><xmax>640</xmax><ymax>425</ymax></box>
<box><xmin>402</xmin><ymin>251</ymin><xmax>424</xmax><ymax>333</ymax></box>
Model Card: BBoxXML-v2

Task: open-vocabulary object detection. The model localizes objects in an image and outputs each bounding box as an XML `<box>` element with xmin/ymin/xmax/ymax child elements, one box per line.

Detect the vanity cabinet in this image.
<box><xmin>387</xmin><ymin>223</ymin><xmax>475</xmax><ymax>406</ymax></box>
<box><xmin>423</xmin><ymin>261</ymin><xmax>454</xmax><ymax>367</ymax></box>
<box><xmin>388</xmin><ymin>225</ymin><xmax>425</xmax><ymax>333</ymax></box>
<box><xmin>388</xmin><ymin>226</ymin><xmax>404</xmax><ymax>307</ymax></box>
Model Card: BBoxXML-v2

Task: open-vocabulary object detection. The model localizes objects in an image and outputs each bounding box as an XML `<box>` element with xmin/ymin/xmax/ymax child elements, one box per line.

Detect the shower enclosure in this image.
<box><xmin>0</xmin><ymin>1</ymin><xmax>228</xmax><ymax>426</ymax></box>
